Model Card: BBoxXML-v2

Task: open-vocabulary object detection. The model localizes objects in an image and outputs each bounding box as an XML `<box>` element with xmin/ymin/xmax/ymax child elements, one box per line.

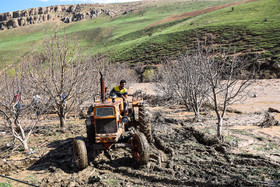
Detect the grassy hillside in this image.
<box><xmin>0</xmin><ymin>0</ymin><xmax>279</xmax><ymax>74</ymax></box>
<box><xmin>105</xmin><ymin>0</ymin><xmax>280</xmax><ymax>65</ymax></box>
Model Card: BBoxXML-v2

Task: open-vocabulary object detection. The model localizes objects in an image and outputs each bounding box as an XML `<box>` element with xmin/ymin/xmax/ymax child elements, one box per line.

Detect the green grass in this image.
<box><xmin>0</xmin><ymin>182</ymin><xmax>12</xmax><ymax>187</ymax></box>
<box><xmin>104</xmin><ymin>178</ymin><xmax>120</xmax><ymax>187</ymax></box>
<box><xmin>0</xmin><ymin>0</ymin><xmax>279</xmax><ymax>67</ymax></box>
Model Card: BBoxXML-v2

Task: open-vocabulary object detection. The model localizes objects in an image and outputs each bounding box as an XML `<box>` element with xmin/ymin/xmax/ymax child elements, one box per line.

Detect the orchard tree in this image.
<box><xmin>199</xmin><ymin>42</ymin><xmax>256</xmax><ymax>140</ymax></box>
<box><xmin>24</xmin><ymin>29</ymin><xmax>138</xmax><ymax>128</ymax></box>
<box><xmin>25</xmin><ymin>30</ymin><xmax>96</xmax><ymax>128</ymax></box>
<box><xmin>157</xmin><ymin>54</ymin><xmax>210</xmax><ymax>117</ymax></box>
<box><xmin>0</xmin><ymin>65</ymin><xmax>44</xmax><ymax>153</ymax></box>
<box><xmin>103</xmin><ymin>62</ymin><xmax>138</xmax><ymax>89</ymax></box>
<box><xmin>156</xmin><ymin>38</ymin><xmax>256</xmax><ymax>140</ymax></box>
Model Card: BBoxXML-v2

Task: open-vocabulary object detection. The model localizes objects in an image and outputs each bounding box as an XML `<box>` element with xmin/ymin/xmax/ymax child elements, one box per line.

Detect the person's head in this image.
<box><xmin>119</xmin><ymin>80</ymin><xmax>126</xmax><ymax>89</ymax></box>
<box><xmin>105</xmin><ymin>87</ymin><xmax>108</xmax><ymax>92</ymax></box>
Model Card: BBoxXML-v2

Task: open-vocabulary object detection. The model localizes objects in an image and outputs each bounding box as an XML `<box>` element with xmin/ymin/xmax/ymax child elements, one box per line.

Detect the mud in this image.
<box><xmin>0</xmin><ymin>116</ymin><xmax>279</xmax><ymax>186</ymax></box>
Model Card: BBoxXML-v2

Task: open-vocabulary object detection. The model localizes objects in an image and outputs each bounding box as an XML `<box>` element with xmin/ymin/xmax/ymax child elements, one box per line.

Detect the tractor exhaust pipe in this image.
<box><xmin>100</xmin><ymin>72</ymin><xmax>105</xmax><ymax>103</ymax></box>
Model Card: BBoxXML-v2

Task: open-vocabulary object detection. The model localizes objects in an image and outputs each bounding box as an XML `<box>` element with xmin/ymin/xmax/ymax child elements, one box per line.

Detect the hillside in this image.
<box><xmin>0</xmin><ymin>0</ymin><xmax>279</xmax><ymax>77</ymax></box>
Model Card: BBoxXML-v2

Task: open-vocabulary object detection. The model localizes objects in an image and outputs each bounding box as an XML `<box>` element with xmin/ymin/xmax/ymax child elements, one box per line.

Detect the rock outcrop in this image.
<box><xmin>0</xmin><ymin>3</ymin><xmax>142</xmax><ymax>30</ymax></box>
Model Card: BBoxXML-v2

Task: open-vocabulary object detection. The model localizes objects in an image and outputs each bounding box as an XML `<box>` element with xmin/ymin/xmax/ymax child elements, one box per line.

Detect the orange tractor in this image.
<box><xmin>73</xmin><ymin>72</ymin><xmax>152</xmax><ymax>170</ymax></box>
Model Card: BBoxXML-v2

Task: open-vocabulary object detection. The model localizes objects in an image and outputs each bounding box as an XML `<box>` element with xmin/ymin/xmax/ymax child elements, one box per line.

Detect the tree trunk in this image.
<box><xmin>22</xmin><ymin>139</ymin><xmax>29</xmax><ymax>153</ymax></box>
<box><xmin>194</xmin><ymin>105</ymin><xmax>199</xmax><ymax>118</ymax></box>
<box><xmin>217</xmin><ymin>117</ymin><xmax>223</xmax><ymax>140</ymax></box>
<box><xmin>59</xmin><ymin>114</ymin><xmax>65</xmax><ymax>128</ymax></box>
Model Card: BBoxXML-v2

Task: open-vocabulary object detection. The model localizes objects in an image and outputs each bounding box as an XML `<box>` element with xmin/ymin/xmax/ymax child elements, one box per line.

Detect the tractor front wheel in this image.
<box><xmin>131</xmin><ymin>132</ymin><xmax>149</xmax><ymax>165</ymax></box>
<box><xmin>86</xmin><ymin>125</ymin><xmax>95</xmax><ymax>143</ymax></box>
<box><xmin>73</xmin><ymin>137</ymin><xmax>88</xmax><ymax>170</ymax></box>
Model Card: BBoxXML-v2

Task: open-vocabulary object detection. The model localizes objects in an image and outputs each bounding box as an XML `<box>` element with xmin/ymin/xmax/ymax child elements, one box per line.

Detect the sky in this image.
<box><xmin>0</xmin><ymin>0</ymin><xmax>142</xmax><ymax>14</ymax></box>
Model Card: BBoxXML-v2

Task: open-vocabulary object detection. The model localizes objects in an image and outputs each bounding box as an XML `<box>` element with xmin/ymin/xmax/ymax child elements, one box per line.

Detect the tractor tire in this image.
<box><xmin>140</xmin><ymin>106</ymin><xmax>153</xmax><ymax>143</ymax></box>
<box><xmin>73</xmin><ymin>137</ymin><xmax>88</xmax><ymax>170</ymax></box>
<box><xmin>131</xmin><ymin>132</ymin><xmax>150</xmax><ymax>165</ymax></box>
<box><xmin>143</xmin><ymin>121</ymin><xmax>153</xmax><ymax>143</ymax></box>
<box><xmin>86</xmin><ymin>125</ymin><xmax>95</xmax><ymax>143</ymax></box>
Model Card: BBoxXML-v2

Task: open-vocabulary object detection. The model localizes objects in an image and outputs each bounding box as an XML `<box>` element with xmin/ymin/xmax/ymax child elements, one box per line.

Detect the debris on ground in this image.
<box><xmin>259</xmin><ymin>112</ymin><xmax>280</xmax><ymax>128</ymax></box>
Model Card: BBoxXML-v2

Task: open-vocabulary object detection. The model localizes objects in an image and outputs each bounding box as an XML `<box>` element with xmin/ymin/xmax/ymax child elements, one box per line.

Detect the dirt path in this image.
<box><xmin>147</xmin><ymin>0</ymin><xmax>257</xmax><ymax>27</ymax></box>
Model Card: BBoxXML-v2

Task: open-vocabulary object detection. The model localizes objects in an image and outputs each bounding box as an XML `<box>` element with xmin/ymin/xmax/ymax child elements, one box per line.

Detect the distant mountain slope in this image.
<box><xmin>0</xmin><ymin>2</ymin><xmax>143</xmax><ymax>30</ymax></box>
<box><xmin>0</xmin><ymin>0</ymin><xmax>279</xmax><ymax>78</ymax></box>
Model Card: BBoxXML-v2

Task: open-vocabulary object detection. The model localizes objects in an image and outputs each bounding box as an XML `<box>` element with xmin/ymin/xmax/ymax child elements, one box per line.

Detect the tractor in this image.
<box><xmin>73</xmin><ymin>72</ymin><xmax>152</xmax><ymax>170</ymax></box>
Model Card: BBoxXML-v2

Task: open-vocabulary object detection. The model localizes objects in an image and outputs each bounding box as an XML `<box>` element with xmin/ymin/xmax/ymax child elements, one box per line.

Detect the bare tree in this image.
<box><xmin>0</xmin><ymin>65</ymin><xmax>43</xmax><ymax>153</ymax></box>
<box><xmin>198</xmin><ymin>42</ymin><xmax>255</xmax><ymax>140</ymax></box>
<box><xmin>25</xmin><ymin>30</ymin><xmax>97</xmax><ymax>128</ymax></box>
<box><xmin>157</xmin><ymin>54</ymin><xmax>209</xmax><ymax>117</ymax></box>
<box><xmin>104</xmin><ymin>62</ymin><xmax>138</xmax><ymax>89</ymax></box>
<box><xmin>154</xmin><ymin>62</ymin><xmax>178</xmax><ymax>106</ymax></box>
<box><xmin>77</xmin><ymin>57</ymin><xmax>138</xmax><ymax>110</ymax></box>
<box><xmin>156</xmin><ymin>38</ymin><xmax>255</xmax><ymax>140</ymax></box>
<box><xmin>24</xmin><ymin>29</ymin><xmax>137</xmax><ymax>128</ymax></box>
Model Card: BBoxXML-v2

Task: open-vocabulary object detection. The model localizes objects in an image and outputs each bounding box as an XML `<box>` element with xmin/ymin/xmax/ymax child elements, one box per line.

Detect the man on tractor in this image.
<box><xmin>110</xmin><ymin>80</ymin><xmax>128</xmax><ymax>98</ymax></box>
<box><xmin>110</xmin><ymin>80</ymin><xmax>128</xmax><ymax>114</ymax></box>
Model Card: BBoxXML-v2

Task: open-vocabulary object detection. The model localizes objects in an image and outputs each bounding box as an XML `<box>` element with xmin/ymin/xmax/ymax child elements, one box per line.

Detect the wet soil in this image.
<box><xmin>1</xmin><ymin>114</ymin><xmax>279</xmax><ymax>186</ymax></box>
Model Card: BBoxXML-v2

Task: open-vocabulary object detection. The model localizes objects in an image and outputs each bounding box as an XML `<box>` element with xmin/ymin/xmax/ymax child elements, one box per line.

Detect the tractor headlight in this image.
<box><xmin>85</xmin><ymin>118</ymin><xmax>92</xmax><ymax>125</ymax></box>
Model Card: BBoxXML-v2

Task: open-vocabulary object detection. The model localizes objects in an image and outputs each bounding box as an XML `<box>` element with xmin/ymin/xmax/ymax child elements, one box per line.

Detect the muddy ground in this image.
<box><xmin>0</xmin><ymin>79</ymin><xmax>280</xmax><ymax>186</ymax></box>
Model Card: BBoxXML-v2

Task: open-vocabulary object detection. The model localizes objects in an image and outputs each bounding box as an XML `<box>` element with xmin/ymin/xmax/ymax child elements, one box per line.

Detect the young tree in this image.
<box><xmin>0</xmin><ymin>65</ymin><xmax>43</xmax><ymax>153</ymax></box>
<box><xmin>198</xmin><ymin>42</ymin><xmax>255</xmax><ymax>140</ymax></box>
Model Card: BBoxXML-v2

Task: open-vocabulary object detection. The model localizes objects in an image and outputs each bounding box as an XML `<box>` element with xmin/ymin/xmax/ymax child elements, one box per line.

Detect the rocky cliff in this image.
<box><xmin>0</xmin><ymin>3</ymin><xmax>142</xmax><ymax>30</ymax></box>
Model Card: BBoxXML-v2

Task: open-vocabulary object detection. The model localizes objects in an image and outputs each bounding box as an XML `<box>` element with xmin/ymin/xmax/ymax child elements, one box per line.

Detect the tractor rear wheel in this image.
<box><xmin>73</xmin><ymin>137</ymin><xmax>88</xmax><ymax>170</ymax></box>
<box><xmin>131</xmin><ymin>132</ymin><xmax>149</xmax><ymax>165</ymax></box>
<box><xmin>138</xmin><ymin>105</ymin><xmax>153</xmax><ymax>143</ymax></box>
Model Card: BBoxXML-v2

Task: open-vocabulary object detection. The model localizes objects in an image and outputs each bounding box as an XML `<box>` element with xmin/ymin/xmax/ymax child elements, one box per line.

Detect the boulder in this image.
<box><xmin>29</xmin><ymin>8</ymin><xmax>38</xmax><ymax>16</ymax></box>
<box><xmin>38</xmin><ymin>7</ymin><xmax>46</xmax><ymax>14</ymax></box>
<box><xmin>272</xmin><ymin>62</ymin><xmax>280</xmax><ymax>71</ymax></box>
<box><xmin>20</xmin><ymin>10</ymin><xmax>29</xmax><ymax>17</ymax></box>
<box><xmin>43</xmin><ymin>14</ymin><xmax>48</xmax><ymax>21</ymax></box>
<box><xmin>62</xmin><ymin>17</ymin><xmax>71</xmax><ymax>23</ymax></box>
<box><xmin>259</xmin><ymin>112</ymin><xmax>279</xmax><ymax>127</ymax></box>
<box><xmin>72</xmin><ymin>13</ymin><xmax>85</xmax><ymax>22</ymax></box>
<box><xmin>39</xmin><ymin>16</ymin><xmax>43</xmax><ymax>22</ymax></box>
<box><xmin>268</xmin><ymin>107</ymin><xmax>280</xmax><ymax>113</ymax></box>
<box><xmin>4</xmin><ymin>12</ymin><xmax>13</xmax><ymax>21</ymax></box>
<box><xmin>34</xmin><ymin>15</ymin><xmax>38</xmax><ymax>21</ymax></box>
<box><xmin>47</xmin><ymin>14</ymin><xmax>54</xmax><ymax>20</ymax></box>
<box><xmin>28</xmin><ymin>16</ymin><xmax>35</xmax><ymax>24</ymax></box>
<box><xmin>13</xmin><ymin>11</ymin><xmax>20</xmax><ymax>18</ymax></box>
<box><xmin>48</xmin><ymin>6</ymin><xmax>55</xmax><ymax>13</ymax></box>
<box><xmin>75</xmin><ymin>5</ymin><xmax>82</xmax><ymax>12</ymax></box>
<box><xmin>54</xmin><ymin>5</ymin><xmax>62</xmax><ymax>12</ymax></box>
<box><xmin>6</xmin><ymin>19</ymin><xmax>19</xmax><ymax>28</ymax></box>
<box><xmin>67</xmin><ymin>5</ymin><xmax>76</xmax><ymax>13</ymax></box>
<box><xmin>18</xmin><ymin>18</ymin><xmax>27</xmax><ymax>26</ymax></box>
<box><xmin>0</xmin><ymin>23</ymin><xmax>5</xmax><ymax>30</ymax></box>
